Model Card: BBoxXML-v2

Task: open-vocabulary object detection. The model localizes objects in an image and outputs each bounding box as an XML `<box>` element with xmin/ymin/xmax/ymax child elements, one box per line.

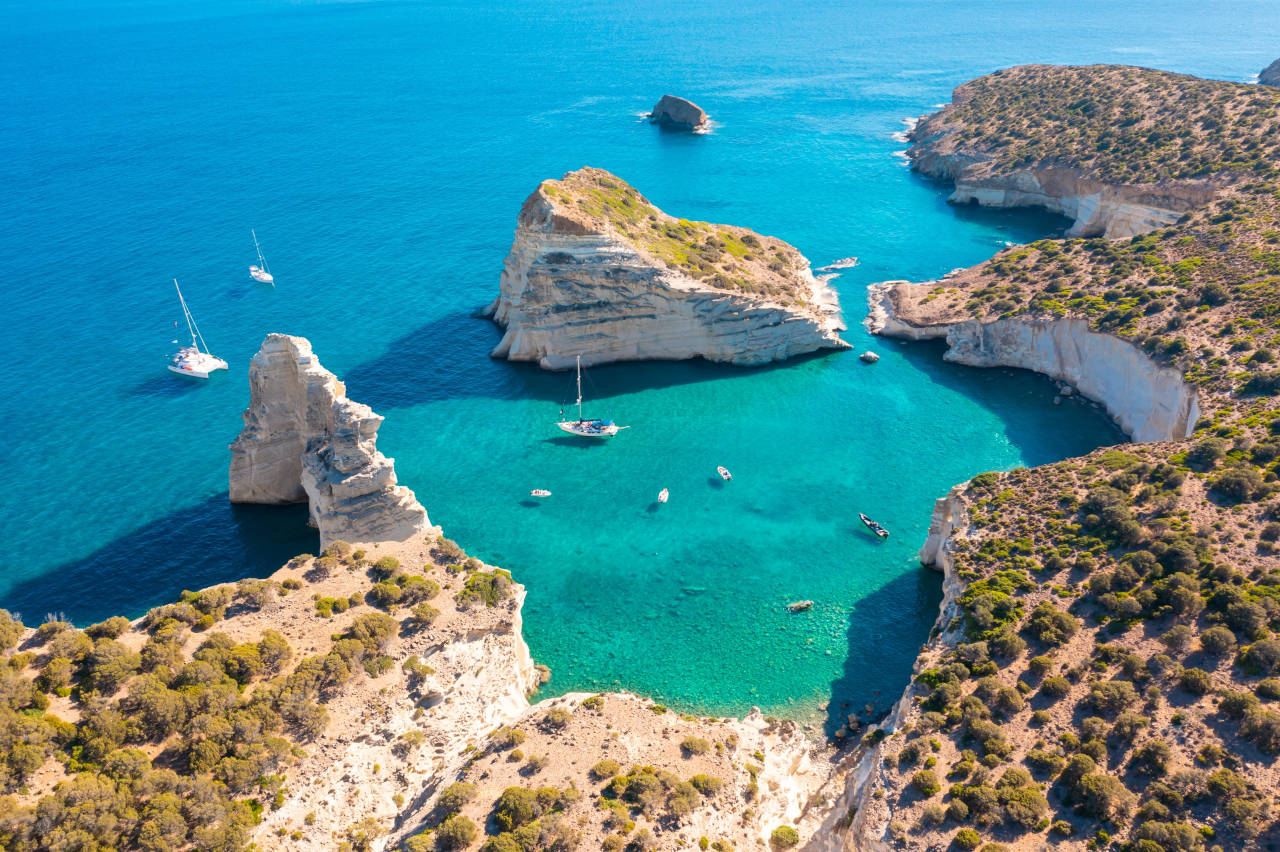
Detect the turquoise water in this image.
<box><xmin>1</xmin><ymin>0</ymin><xmax>1275</xmax><ymax>724</ymax></box>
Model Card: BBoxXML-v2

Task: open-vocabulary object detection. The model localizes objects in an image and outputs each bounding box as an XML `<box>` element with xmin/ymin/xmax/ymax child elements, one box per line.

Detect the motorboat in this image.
<box><xmin>530</xmin><ymin>489</ymin><xmax>551</xmax><ymax>497</ymax></box>
<box><xmin>859</xmin><ymin>512</ymin><xmax>889</xmax><ymax>539</ymax></box>
<box><xmin>860</xmin><ymin>351</ymin><xmax>880</xmax><ymax>363</ymax></box>
<box><xmin>657</xmin><ymin>488</ymin><xmax>669</xmax><ymax>504</ymax></box>
<box><xmin>717</xmin><ymin>466</ymin><xmax>732</xmax><ymax>481</ymax></box>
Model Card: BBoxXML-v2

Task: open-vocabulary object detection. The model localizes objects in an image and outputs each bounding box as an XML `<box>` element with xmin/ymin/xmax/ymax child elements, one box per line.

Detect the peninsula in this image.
<box><xmin>486</xmin><ymin>167</ymin><xmax>848</xmax><ymax>369</ymax></box>
<box><xmin>842</xmin><ymin>64</ymin><xmax>1280</xmax><ymax>851</ymax></box>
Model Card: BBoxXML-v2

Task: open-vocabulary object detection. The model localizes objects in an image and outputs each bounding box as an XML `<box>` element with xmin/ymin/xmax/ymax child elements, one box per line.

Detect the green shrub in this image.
<box><xmin>911</xmin><ymin>769</ymin><xmax>942</xmax><ymax>797</ymax></box>
<box><xmin>953</xmin><ymin>828</ymin><xmax>982</xmax><ymax>850</ymax></box>
<box><xmin>456</xmin><ymin>570</ymin><xmax>514</xmax><ymax>608</ymax></box>
<box><xmin>769</xmin><ymin>826</ymin><xmax>799</xmax><ymax>849</ymax></box>
<box><xmin>437</xmin><ymin>782</ymin><xmax>476</xmax><ymax>815</ymax></box>
<box><xmin>680</xmin><ymin>736</ymin><xmax>711</xmax><ymax>756</ymax></box>
<box><xmin>1179</xmin><ymin>667</ymin><xmax>1213</xmax><ymax>695</ymax></box>
<box><xmin>434</xmin><ymin>815</ymin><xmax>476</xmax><ymax>851</ymax></box>
<box><xmin>689</xmin><ymin>774</ymin><xmax>723</xmax><ymax>795</ymax></box>
<box><xmin>591</xmin><ymin>759</ymin><xmax>621</xmax><ymax>780</ymax></box>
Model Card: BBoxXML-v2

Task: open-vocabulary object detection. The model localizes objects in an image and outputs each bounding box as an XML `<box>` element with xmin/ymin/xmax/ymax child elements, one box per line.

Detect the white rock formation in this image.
<box><xmin>866</xmin><ymin>281</ymin><xmax>1199</xmax><ymax>443</ymax></box>
<box><xmin>229</xmin><ymin>334</ymin><xmax>428</xmax><ymax>547</ymax></box>
<box><xmin>487</xmin><ymin>168</ymin><xmax>848</xmax><ymax>369</ymax></box>
<box><xmin>908</xmin><ymin>98</ymin><xmax>1217</xmax><ymax>240</ymax></box>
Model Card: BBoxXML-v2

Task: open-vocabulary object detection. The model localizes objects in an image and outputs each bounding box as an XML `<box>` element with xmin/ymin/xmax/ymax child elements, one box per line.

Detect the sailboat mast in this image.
<box><xmin>252</xmin><ymin>229</ymin><xmax>266</xmax><ymax>266</ymax></box>
<box><xmin>174</xmin><ymin>279</ymin><xmax>197</xmax><ymax>348</ymax></box>
<box><xmin>576</xmin><ymin>353</ymin><xmax>586</xmax><ymax>419</ymax></box>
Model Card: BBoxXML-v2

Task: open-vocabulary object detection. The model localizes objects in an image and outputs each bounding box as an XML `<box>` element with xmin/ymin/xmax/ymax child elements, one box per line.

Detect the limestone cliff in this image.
<box><xmin>865</xmin><ymin>281</ymin><xmax>1198</xmax><ymax>443</ymax></box>
<box><xmin>487</xmin><ymin>167</ymin><xmax>848</xmax><ymax>369</ymax></box>
<box><xmin>229</xmin><ymin>334</ymin><xmax>428</xmax><ymax>547</ymax></box>
<box><xmin>649</xmin><ymin>94</ymin><xmax>709</xmax><ymax>131</ymax></box>
<box><xmin>1261</xmin><ymin>57</ymin><xmax>1280</xmax><ymax>87</ymax></box>
<box><xmin>905</xmin><ymin>64</ymin><xmax>1280</xmax><ymax>239</ymax></box>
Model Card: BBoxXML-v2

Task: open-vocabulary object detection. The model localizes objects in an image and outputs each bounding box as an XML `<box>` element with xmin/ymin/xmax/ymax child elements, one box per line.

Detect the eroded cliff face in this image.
<box><xmin>908</xmin><ymin>128</ymin><xmax>1215</xmax><ymax>240</ymax></box>
<box><xmin>866</xmin><ymin>281</ymin><xmax>1199</xmax><ymax>443</ymax></box>
<box><xmin>229</xmin><ymin>334</ymin><xmax>428</xmax><ymax>547</ymax></box>
<box><xmin>487</xmin><ymin>167</ymin><xmax>848</xmax><ymax>369</ymax></box>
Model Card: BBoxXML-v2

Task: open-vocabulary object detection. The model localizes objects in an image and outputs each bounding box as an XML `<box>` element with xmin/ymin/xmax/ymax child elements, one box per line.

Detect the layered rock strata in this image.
<box><xmin>487</xmin><ymin>167</ymin><xmax>848</xmax><ymax>369</ymax></box>
<box><xmin>229</xmin><ymin>333</ymin><xmax>428</xmax><ymax>546</ymax></box>
<box><xmin>866</xmin><ymin>281</ymin><xmax>1199</xmax><ymax>443</ymax></box>
<box><xmin>907</xmin><ymin>66</ymin><xmax>1232</xmax><ymax>239</ymax></box>
<box><xmin>649</xmin><ymin>94</ymin><xmax>709</xmax><ymax>131</ymax></box>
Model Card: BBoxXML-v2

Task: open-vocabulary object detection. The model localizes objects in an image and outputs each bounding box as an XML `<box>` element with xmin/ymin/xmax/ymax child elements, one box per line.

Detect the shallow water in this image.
<box><xmin>1</xmin><ymin>0</ymin><xmax>1274</xmax><ymax>721</ymax></box>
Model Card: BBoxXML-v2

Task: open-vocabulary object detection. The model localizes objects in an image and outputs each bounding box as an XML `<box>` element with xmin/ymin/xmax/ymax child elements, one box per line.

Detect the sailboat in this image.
<box><xmin>249</xmin><ymin>229</ymin><xmax>274</xmax><ymax>284</ymax></box>
<box><xmin>556</xmin><ymin>355</ymin><xmax>626</xmax><ymax>438</ymax></box>
<box><xmin>168</xmin><ymin>280</ymin><xmax>229</xmax><ymax>378</ymax></box>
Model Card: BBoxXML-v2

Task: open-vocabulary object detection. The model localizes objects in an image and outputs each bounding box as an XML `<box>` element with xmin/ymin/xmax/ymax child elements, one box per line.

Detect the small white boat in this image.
<box><xmin>168</xmin><ymin>280</ymin><xmax>228</xmax><ymax>379</ymax></box>
<box><xmin>860</xmin><ymin>351</ymin><xmax>880</xmax><ymax>363</ymax></box>
<box><xmin>657</xmin><ymin>488</ymin><xmax>669</xmax><ymax>504</ymax></box>
<box><xmin>249</xmin><ymin>229</ymin><xmax>274</xmax><ymax>284</ymax></box>
<box><xmin>717</xmin><ymin>466</ymin><xmax>732</xmax><ymax>481</ymax></box>
<box><xmin>556</xmin><ymin>356</ymin><xmax>627</xmax><ymax>438</ymax></box>
<box><xmin>530</xmin><ymin>489</ymin><xmax>551</xmax><ymax>497</ymax></box>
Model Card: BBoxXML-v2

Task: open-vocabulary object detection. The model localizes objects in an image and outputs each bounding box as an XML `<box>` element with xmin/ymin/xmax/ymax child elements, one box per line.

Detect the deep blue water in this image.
<box><xmin>1</xmin><ymin>0</ymin><xmax>1275</xmax><ymax>723</ymax></box>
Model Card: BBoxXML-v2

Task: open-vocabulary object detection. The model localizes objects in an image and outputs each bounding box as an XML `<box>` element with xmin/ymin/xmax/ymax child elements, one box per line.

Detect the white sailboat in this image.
<box><xmin>168</xmin><ymin>279</ymin><xmax>229</xmax><ymax>379</ymax></box>
<box><xmin>556</xmin><ymin>355</ymin><xmax>625</xmax><ymax>438</ymax></box>
<box><xmin>249</xmin><ymin>229</ymin><xmax>274</xmax><ymax>284</ymax></box>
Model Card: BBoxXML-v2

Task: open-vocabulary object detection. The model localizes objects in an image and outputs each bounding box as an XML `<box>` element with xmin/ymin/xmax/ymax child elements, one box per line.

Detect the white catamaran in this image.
<box><xmin>556</xmin><ymin>355</ymin><xmax>625</xmax><ymax>438</ymax></box>
<box><xmin>249</xmin><ymin>229</ymin><xmax>274</xmax><ymax>284</ymax></box>
<box><xmin>168</xmin><ymin>279</ymin><xmax>229</xmax><ymax>379</ymax></box>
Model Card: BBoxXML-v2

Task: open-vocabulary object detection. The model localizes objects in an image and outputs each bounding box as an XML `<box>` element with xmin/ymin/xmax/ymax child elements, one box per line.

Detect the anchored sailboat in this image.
<box><xmin>556</xmin><ymin>355</ymin><xmax>626</xmax><ymax>438</ymax></box>
<box><xmin>249</xmin><ymin>229</ymin><xmax>274</xmax><ymax>284</ymax></box>
<box><xmin>168</xmin><ymin>280</ymin><xmax>228</xmax><ymax>379</ymax></box>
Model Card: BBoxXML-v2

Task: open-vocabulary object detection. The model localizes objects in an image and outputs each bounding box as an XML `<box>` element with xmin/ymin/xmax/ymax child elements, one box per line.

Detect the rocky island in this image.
<box><xmin>649</xmin><ymin>95</ymin><xmax>709</xmax><ymax>132</ymax></box>
<box><xmin>842</xmin><ymin>64</ymin><xmax>1280</xmax><ymax>851</ymax></box>
<box><xmin>486</xmin><ymin>167</ymin><xmax>848</xmax><ymax>369</ymax></box>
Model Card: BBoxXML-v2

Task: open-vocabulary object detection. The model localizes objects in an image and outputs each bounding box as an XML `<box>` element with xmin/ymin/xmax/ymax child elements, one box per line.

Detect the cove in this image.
<box><xmin>4</xmin><ymin>0</ymin><xmax>1269</xmax><ymax>720</ymax></box>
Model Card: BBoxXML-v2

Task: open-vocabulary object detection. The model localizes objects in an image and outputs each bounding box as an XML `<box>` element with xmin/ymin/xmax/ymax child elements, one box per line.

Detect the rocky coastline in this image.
<box><xmin>486</xmin><ymin>167</ymin><xmax>848</xmax><ymax>369</ymax></box>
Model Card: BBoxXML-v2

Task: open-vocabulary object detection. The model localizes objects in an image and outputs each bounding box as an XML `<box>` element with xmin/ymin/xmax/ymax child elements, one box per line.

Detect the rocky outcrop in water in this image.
<box><xmin>229</xmin><ymin>334</ymin><xmax>428</xmax><ymax>546</ymax></box>
<box><xmin>486</xmin><ymin>167</ymin><xmax>848</xmax><ymax>369</ymax></box>
<box><xmin>649</xmin><ymin>94</ymin><xmax>709</xmax><ymax>131</ymax></box>
<box><xmin>1262</xmin><ymin>58</ymin><xmax>1280</xmax><ymax>87</ymax></box>
<box><xmin>865</xmin><ymin>281</ymin><xmax>1199</xmax><ymax>442</ymax></box>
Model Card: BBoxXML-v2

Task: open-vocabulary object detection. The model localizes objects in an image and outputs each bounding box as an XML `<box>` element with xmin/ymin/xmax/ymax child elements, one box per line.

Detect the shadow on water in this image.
<box><xmin>908</xmin><ymin>170</ymin><xmax>1073</xmax><ymax>241</ymax></box>
<box><xmin>343</xmin><ymin>311</ymin><xmax>843</xmax><ymax>410</ymax></box>
<box><xmin>127</xmin><ymin>373</ymin><xmax>209</xmax><ymax>399</ymax></box>
<box><xmin>894</xmin><ymin>338</ymin><xmax>1126</xmax><ymax>463</ymax></box>
<box><xmin>0</xmin><ymin>495</ymin><xmax>317</xmax><ymax>626</ymax></box>
<box><xmin>825</xmin><ymin>563</ymin><xmax>943</xmax><ymax>739</ymax></box>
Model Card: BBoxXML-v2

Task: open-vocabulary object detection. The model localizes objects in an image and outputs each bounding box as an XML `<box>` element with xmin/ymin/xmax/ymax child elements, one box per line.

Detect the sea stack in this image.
<box><xmin>1261</xmin><ymin>57</ymin><xmax>1280</xmax><ymax>87</ymax></box>
<box><xmin>486</xmin><ymin>167</ymin><xmax>848</xmax><ymax>369</ymax></box>
<box><xmin>229</xmin><ymin>333</ymin><xmax>428</xmax><ymax>546</ymax></box>
<box><xmin>649</xmin><ymin>94</ymin><xmax>709</xmax><ymax>131</ymax></box>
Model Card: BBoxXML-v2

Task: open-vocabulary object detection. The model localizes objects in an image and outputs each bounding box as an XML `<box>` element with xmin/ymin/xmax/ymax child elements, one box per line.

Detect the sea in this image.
<box><xmin>1</xmin><ymin>0</ymin><xmax>1275</xmax><ymax>730</ymax></box>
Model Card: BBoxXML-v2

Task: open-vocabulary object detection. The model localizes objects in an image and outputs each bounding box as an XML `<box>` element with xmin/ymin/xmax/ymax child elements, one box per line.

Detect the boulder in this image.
<box><xmin>649</xmin><ymin>94</ymin><xmax>709</xmax><ymax>131</ymax></box>
<box><xmin>1261</xmin><ymin>58</ymin><xmax>1280</xmax><ymax>87</ymax></box>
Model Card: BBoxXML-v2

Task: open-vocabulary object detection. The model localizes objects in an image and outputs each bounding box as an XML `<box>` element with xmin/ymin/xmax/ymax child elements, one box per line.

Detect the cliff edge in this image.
<box><xmin>486</xmin><ymin>167</ymin><xmax>848</xmax><ymax>369</ymax></box>
<box><xmin>229</xmin><ymin>334</ymin><xmax>429</xmax><ymax>547</ymax></box>
<box><xmin>1261</xmin><ymin>57</ymin><xmax>1280</xmax><ymax>87</ymax></box>
<box><xmin>908</xmin><ymin>64</ymin><xmax>1280</xmax><ymax>238</ymax></box>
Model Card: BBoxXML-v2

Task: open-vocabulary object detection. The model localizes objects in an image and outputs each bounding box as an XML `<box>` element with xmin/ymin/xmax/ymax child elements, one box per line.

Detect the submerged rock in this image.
<box><xmin>486</xmin><ymin>167</ymin><xmax>848</xmax><ymax>369</ymax></box>
<box><xmin>228</xmin><ymin>334</ymin><xmax>428</xmax><ymax>546</ymax></box>
<box><xmin>1262</xmin><ymin>58</ymin><xmax>1280</xmax><ymax>87</ymax></box>
<box><xmin>649</xmin><ymin>94</ymin><xmax>709</xmax><ymax>131</ymax></box>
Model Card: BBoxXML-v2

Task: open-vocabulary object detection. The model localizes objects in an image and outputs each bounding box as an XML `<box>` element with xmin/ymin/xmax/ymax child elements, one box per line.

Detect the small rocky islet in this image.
<box><xmin>6</xmin><ymin>61</ymin><xmax>1280</xmax><ymax>852</ymax></box>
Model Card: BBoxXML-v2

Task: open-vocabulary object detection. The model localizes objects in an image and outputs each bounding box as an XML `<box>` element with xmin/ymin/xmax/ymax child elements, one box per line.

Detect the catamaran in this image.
<box><xmin>249</xmin><ymin>229</ymin><xmax>274</xmax><ymax>284</ymax></box>
<box><xmin>556</xmin><ymin>355</ymin><xmax>626</xmax><ymax>438</ymax></box>
<box><xmin>168</xmin><ymin>280</ymin><xmax>228</xmax><ymax>378</ymax></box>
